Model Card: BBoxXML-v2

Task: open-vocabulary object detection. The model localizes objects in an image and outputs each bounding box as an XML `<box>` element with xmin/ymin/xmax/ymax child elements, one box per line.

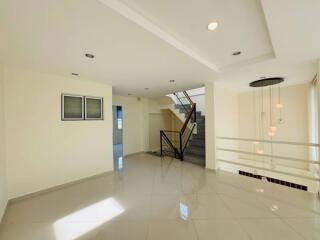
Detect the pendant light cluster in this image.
<box><xmin>250</xmin><ymin>77</ymin><xmax>285</xmax><ymax>154</ymax></box>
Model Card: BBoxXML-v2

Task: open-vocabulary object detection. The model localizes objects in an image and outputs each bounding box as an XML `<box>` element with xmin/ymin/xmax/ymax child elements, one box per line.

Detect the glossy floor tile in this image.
<box><xmin>0</xmin><ymin>153</ymin><xmax>319</xmax><ymax>240</ymax></box>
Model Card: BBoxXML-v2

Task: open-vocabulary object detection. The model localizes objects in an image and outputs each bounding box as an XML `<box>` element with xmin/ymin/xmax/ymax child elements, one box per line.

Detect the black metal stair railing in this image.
<box><xmin>160</xmin><ymin>91</ymin><xmax>197</xmax><ymax>160</ymax></box>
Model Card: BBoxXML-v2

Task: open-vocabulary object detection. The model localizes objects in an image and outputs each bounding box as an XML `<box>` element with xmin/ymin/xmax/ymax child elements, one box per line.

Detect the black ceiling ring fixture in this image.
<box><xmin>249</xmin><ymin>77</ymin><xmax>284</xmax><ymax>88</ymax></box>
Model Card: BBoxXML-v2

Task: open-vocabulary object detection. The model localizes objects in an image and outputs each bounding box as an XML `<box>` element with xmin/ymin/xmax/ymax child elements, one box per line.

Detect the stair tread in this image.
<box><xmin>161</xmin><ymin>99</ymin><xmax>206</xmax><ymax>166</ymax></box>
<box><xmin>184</xmin><ymin>149</ymin><xmax>205</xmax><ymax>157</ymax></box>
<box><xmin>183</xmin><ymin>153</ymin><xmax>205</xmax><ymax>166</ymax></box>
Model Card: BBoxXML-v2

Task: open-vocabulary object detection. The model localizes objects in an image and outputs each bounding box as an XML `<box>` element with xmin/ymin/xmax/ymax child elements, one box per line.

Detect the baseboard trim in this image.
<box><xmin>9</xmin><ymin>171</ymin><xmax>113</xmax><ymax>204</ymax></box>
<box><xmin>124</xmin><ymin>151</ymin><xmax>147</xmax><ymax>158</ymax></box>
<box><xmin>206</xmin><ymin>168</ymin><xmax>218</xmax><ymax>173</ymax></box>
<box><xmin>149</xmin><ymin>148</ymin><xmax>160</xmax><ymax>153</ymax></box>
<box><xmin>0</xmin><ymin>200</ymin><xmax>8</xmax><ymax>224</ymax></box>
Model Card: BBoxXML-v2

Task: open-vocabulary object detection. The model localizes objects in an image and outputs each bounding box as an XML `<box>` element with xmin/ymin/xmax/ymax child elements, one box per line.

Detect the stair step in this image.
<box><xmin>190</xmin><ymin>136</ymin><xmax>205</xmax><ymax>142</ymax></box>
<box><xmin>185</xmin><ymin>112</ymin><xmax>203</xmax><ymax>117</ymax></box>
<box><xmin>175</xmin><ymin>105</ymin><xmax>191</xmax><ymax>110</ymax></box>
<box><xmin>186</xmin><ymin>144</ymin><xmax>205</xmax><ymax>151</ymax></box>
<box><xmin>184</xmin><ymin>147</ymin><xmax>205</xmax><ymax>157</ymax></box>
<box><xmin>196</xmin><ymin>129</ymin><xmax>205</xmax><ymax>135</ymax></box>
<box><xmin>189</xmin><ymin>139</ymin><xmax>205</xmax><ymax>147</ymax></box>
<box><xmin>191</xmin><ymin>117</ymin><xmax>205</xmax><ymax>123</ymax></box>
<box><xmin>196</xmin><ymin>133</ymin><xmax>205</xmax><ymax>137</ymax></box>
<box><xmin>183</xmin><ymin>153</ymin><xmax>205</xmax><ymax>166</ymax></box>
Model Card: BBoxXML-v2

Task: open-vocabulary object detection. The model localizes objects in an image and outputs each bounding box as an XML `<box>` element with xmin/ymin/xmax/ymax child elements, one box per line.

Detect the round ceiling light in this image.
<box><xmin>249</xmin><ymin>77</ymin><xmax>284</xmax><ymax>88</ymax></box>
<box><xmin>232</xmin><ymin>51</ymin><xmax>242</xmax><ymax>56</ymax></box>
<box><xmin>207</xmin><ymin>22</ymin><xmax>219</xmax><ymax>31</ymax></box>
<box><xmin>85</xmin><ymin>53</ymin><xmax>95</xmax><ymax>59</ymax></box>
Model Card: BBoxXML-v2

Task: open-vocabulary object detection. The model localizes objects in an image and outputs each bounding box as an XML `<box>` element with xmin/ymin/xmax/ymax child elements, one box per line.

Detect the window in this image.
<box><xmin>61</xmin><ymin>94</ymin><xmax>104</xmax><ymax>121</ymax></box>
<box><xmin>116</xmin><ymin>106</ymin><xmax>122</xmax><ymax>129</ymax></box>
<box><xmin>85</xmin><ymin>97</ymin><xmax>103</xmax><ymax>120</ymax></box>
<box><xmin>62</xmin><ymin>94</ymin><xmax>84</xmax><ymax>120</ymax></box>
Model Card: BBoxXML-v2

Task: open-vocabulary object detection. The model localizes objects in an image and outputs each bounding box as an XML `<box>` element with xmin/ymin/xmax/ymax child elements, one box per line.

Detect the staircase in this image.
<box><xmin>160</xmin><ymin>91</ymin><xmax>205</xmax><ymax>166</ymax></box>
<box><xmin>175</xmin><ymin>104</ymin><xmax>205</xmax><ymax>166</ymax></box>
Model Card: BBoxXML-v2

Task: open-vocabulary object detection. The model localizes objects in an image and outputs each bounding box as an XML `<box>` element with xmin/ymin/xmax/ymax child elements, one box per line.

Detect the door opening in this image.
<box><xmin>112</xmin><ymin>105</ymin><xmax>123</xmax><ymax>169</ymax></box>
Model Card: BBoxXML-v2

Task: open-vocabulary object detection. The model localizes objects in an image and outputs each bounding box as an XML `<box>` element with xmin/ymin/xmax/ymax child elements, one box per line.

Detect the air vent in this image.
<box><xmin>239</xmin><ymin>170</ymin><xmax>307</xmax><ymax>191</ymax></box>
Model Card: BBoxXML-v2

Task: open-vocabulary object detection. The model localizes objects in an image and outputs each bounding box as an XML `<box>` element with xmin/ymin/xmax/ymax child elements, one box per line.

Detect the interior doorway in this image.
<box><xmin>112</xmin><ymin>105</ymin><xmax>123</xmax><ymax>168</ymax></box>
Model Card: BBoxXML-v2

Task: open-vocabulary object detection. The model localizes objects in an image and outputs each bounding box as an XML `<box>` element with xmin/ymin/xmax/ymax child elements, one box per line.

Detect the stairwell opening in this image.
<box><xmin>159</xmin><ymin>87</ymin><xmax>206</xmax><ymax>166</ymax></box>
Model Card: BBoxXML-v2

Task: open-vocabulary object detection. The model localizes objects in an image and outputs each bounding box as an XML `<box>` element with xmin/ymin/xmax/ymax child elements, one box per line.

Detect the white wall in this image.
<box><xmin>0</xmin><ymin>64</ymin><xmax>8</xmax><ymax>221</ymax></box>
<box><xmin>112</xmin><ymin>95</ymin><xmax>183</xmax><ymax>154</ymax></box>
<box><xmin>214</xmin><ymin>82</ymin><xmax>318</xmax><ymax>192</ymax></box>
<box><xmin>205</xmin><ymin>82</ymin><xmax>239</xmax><ymax>170</ymax></box>
<box><xmin>148</xmin><ymin>111</ymin><xmax>172</xmax><ymax>151</ymax></box>
<box><xmin>205</xmin><ymin>82</ymin><xmax>216</xmax><ymax>169</ymax></box>
<box><xmin>148</xmin><ymin>97</ymin><xmax>182</xmax><ymax>151</ymax></box>
<box><xmin>238</xmin><ymin>84</ymin><xmax>309</xmax><ymax>169</ymax></box>
<box><xmin>4</xmin><ymin>66</ymin><xmax>113</xmax><ymax>199</ymax></box>
<box><xmin>214</xmin><ymin>84</ymin><xmax>239</xmax><ymax>170</ymax></box>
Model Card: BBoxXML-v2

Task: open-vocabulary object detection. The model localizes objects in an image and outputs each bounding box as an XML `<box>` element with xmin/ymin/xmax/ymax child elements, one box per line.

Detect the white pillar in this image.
<box><xmin>317</xmin><ymin>61</ymin><xmax>320</xmax><ymax>196</ymax></box>
<box><xmin>205</xmin><ymin>82</ymin><xmax>217</xmax><ymax>170</ymax></box>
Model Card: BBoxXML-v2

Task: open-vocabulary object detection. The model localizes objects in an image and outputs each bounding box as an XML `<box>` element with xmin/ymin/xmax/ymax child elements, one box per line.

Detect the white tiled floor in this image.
<box><xmin>0</xmin><ymin>153</ymin><xmax>319</xmax><ymax>240</ymax></box>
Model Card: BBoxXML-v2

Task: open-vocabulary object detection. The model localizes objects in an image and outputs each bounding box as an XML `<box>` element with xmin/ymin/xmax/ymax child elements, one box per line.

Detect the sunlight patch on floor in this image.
<box><xmin>54</xmin><ymin>198</ymin><xmax>124</xmax><ymax>240</ymax></box>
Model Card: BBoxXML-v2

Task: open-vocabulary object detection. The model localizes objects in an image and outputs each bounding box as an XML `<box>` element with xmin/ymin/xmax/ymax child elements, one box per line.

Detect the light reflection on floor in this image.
<box><xmin>54</xmin><ymin>198</ymin><xmax>124</xmax><ymax>240</ymax></box>
<box><xmin>113</xmin><ymin>144</ymin><xmax>123</xmax><ymax>170</ymax></box>
<box><xmin>0</xmin><ymin>153</ymin><xmax>319</xmax><ymax>240</ymax></box>
<box><xmin>179</xmin><ymin>202</ymin><xmax>189</xmax><ymax>220</ymax></box>
<box><xmin>118</xmin><ymin>156</ymin><xmax>123</xmax><ymax>169</ymax></box>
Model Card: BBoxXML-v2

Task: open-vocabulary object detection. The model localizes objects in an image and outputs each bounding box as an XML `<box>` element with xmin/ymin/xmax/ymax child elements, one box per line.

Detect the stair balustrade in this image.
<box><xmin>160</xmin><ymin>91</ymin><xmax>197</xmax><ymax>161</ymax></box>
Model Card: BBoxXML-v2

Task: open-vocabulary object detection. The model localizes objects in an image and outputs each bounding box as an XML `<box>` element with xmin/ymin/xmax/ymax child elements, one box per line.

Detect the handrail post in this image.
<box><xmin>160</xmin><ymin>130</ymin><xmax>163</xmax><ymax>156</ymax></box>
<box><xmin>179</xmin><ymin>132</ymin><xmax>183</xmax><ymax>161</ymax></box>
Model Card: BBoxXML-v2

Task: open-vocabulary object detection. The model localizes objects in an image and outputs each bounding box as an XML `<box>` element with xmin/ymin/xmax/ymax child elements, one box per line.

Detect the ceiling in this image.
<box><xmin>0</xmin><ymin>0</ymin><xmax>319</xmax><ymax>96</ymax></box>
<box><xmin>119</xmin><ymin>0</ymin><xmax>274</xmax><ymax>70</ymax></box>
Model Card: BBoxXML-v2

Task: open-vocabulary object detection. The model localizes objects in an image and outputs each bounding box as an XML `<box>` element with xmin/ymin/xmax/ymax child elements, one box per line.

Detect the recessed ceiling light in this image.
<box><xmin>207</xmin><ymin>22</ymin><xmax>219</xmax><ymax>31</ymax></box>
<box><xmin>71</xmin><ymin>73</ymin><xmax>79</xmax><ymax>76</ymax></box>
<box><xmin>232</xmin><ymin>51</ymin><xmax>242</xmax><ymax>56</ymax></box>
<box><xmin>169</xmin><ymin>80</ymin><xmax>175</xmax><ymax>83</ymax></box>
<box><xmin>85</xmin><ymin>53</ymin><xmax>95</xmax><ymax>59</ymax></box>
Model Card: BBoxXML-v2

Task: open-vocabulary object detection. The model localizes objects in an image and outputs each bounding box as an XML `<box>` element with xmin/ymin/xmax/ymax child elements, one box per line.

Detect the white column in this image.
<box><xmin>317</xmin><ymin>61</ymin><xmax>320</xmax><ymax>196</ymax></box>
<box><xmin>205</xmin><ymin>82</ymin><xmax>217</xmax><ymax>170</ymax></box>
